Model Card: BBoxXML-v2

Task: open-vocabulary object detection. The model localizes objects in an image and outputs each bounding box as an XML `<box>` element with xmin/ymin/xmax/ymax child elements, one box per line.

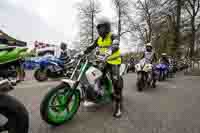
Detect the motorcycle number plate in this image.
<box><xmin>85</xmin><ymin>66</ymin><xmax>103</xmax><ymax>85</ymax></box>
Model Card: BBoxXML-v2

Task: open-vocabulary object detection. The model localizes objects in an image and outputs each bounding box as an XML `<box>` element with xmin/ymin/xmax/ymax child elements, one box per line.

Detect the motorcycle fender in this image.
<box><xmin>61</xmin><ymin>79</ymin><xmax>76</xmax><ymax>88</ymax></box>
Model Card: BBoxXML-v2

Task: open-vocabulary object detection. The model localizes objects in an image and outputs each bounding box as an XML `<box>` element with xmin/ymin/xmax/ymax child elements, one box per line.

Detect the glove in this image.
<box><xmin>80</xmin><ymin>51</ymin><xmax>84</xmax><ymax>55</ymax></box>
<box><xmin>95</xmin><ymin>47</ymin><xmax>100</xmax><ymax>55</ymax></box>
<box><xmin>105</xmin><ymin>48</ymin><xmax>112</xmax><ymax>57</ymax></box>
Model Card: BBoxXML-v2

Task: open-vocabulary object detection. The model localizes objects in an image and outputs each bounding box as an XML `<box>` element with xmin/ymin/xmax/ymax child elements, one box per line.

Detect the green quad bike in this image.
<box><xmin>0</xmin><ymin>45</ymin><xmax>28</xmax><ymax>83</ymax></box>
<box><xmin>40</xmin><ymin>51</ymin><xmax>123</xmax><ymax>126</ymax></box>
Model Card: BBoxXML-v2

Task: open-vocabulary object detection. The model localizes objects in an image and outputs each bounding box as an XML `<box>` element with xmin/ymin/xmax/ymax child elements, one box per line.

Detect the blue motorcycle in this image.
<box><xmin>23</xmin><ymin>57</ymin><xmax>42</xmax><ymax>70</ymax></box>
<box><xmin>155</xmin><ymin>63</ymin><xmax>169</xmax><ymax>81</ymax></box>
<box><xmin>33</xmin><ymin>55</ymin><xmax>75</xmax><ymax>81</ymax></box>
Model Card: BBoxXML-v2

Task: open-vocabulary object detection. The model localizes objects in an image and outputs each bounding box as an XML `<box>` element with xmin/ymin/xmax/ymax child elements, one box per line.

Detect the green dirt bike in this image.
<box><xmin>0</xmin><ymin>45</ymin><xmax>28</xmax><ymax>82</ymax></box>
<box><xmin>40</xmin><ymin>52</ymin><xmax>121</xmax><ymax>126</ymax></box>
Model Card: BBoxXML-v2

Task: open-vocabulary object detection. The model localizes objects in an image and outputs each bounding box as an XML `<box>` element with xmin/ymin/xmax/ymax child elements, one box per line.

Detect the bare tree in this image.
<box><xmin>77</xmin><ymin>0</ymin><xmax>101</xmax><ymax>47</ymax></box>
<box><xmin>184</xmin><ymin>0</ymin><xmax>200</xmax><ymax>57</ymax></box>
<box><xmin>112</xmin><ymin>0</ymin><xmax>135</xmax><ymax>41</ymax></box>
<box><xmin>134</xmin><ymin>0</ymin><xmax>161</xmax><ymax>43</ymax></box>
<box><xmin>172</xmin><ymin>0</ymin><xmax>182</xmax><ymax>57</ymax></box>
<box><xmin>128</xmin><ymin>0</ymin><xmax>185</xmax><ymax>57</ymax></box>
<box><xmin>158</xmin><ymin>0</ymin><xmax>184</xmax><ymax>57</ymax></box>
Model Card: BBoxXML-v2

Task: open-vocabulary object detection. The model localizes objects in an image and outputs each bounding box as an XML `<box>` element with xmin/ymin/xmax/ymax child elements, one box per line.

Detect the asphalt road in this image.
<box><xmin>10</xmin><ymin>71</ymin><xmax>200</xmax><ymax>133</ymax></box>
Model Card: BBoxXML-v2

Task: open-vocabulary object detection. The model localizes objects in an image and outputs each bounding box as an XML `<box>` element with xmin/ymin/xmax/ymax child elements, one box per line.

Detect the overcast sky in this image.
<box><xmin>0</xmin><ymin>0</ymin><xmax>139</xmax><ymax>52</ymax></box>
<box><xmin>0</xmin><ymin>0</ymin><xmax>115</xmax><ymax>44</ymax></box>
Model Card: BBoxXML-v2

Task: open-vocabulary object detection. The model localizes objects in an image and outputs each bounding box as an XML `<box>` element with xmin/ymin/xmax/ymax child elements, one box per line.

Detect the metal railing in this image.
<box><xmin>184</xmin><ymin>58</ymin><xmax>200</xmax><ymax>75</ymax></box>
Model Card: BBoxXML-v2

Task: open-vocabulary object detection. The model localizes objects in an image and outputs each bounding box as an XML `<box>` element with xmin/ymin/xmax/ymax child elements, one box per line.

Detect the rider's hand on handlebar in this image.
<box><xmin>78</xmin><ymin>51</ymin><xmax>84</xmax><ymax>57</ymax></box>
<box><xmin>74</xmin><ymin>51</ymin><xmax>84</xmax><ymax>58</ymax></box>
<box><xmin>104</xmin><ymin>48</ymin><xmax>112</xmax><ymax>58</ymax></box>
<box><xmin>80</xmin><ymin>51</ymin><xmax>84</xmax><ymax>56</ymax></box>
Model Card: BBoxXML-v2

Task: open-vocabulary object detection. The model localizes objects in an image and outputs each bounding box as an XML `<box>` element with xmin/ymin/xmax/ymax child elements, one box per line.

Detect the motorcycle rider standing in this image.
<box><xmin>83</xmin><ymin>16</ymin><xmax>123</xmax><ymax>118</ymax></box>
<box><xmin>141</xmin><ymin>42</ymin><xmax>157</xmax><ymax>88</ymax></box>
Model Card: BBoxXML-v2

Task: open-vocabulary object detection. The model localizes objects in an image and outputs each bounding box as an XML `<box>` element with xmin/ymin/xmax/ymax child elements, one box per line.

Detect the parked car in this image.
<box><xmin>34</xmin><ymin>41</ymin><xmax>58</xmax><ymax>56</ymax></box>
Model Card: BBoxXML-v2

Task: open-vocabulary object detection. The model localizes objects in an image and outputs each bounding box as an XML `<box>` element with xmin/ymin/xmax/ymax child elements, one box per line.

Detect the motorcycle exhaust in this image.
<box><xmin>0</xmin><ymin>79</ymin><xmax>14</xmax><ymax>93</ymax></box>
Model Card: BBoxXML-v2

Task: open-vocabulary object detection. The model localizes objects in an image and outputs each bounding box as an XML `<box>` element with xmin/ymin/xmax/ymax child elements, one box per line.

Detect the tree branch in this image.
<box><xmin>120</xmin><ymin>30</ymin><xmax>133</xmax><ymax>36</ymax></box>
<box><xmin>185</xmin><ymin>3</ymin><xmax>193</xmax><ymax>16</ymax></box>
<box><xmin>195</xmin><ymin>0</ymin><xmax>200</xmax><ymax>15</ymax></box>
<box><xmin>78</xmin><ymin>0</ymin><xmax>101</xmax><ymax>47</ymax></box>
<box><xmin>186</xmin><ymin>0</ymin><xmax>194</xmax><ymax>8</ymax></box>
<box><xmin>197</xmin><ymin>23</ymin><xmax>200</xmax><ymax>31</ymax></box>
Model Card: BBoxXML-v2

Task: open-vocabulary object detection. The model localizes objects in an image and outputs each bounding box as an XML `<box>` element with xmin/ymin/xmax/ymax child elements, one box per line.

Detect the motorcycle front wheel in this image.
<box><xmin>136</xmin><ymin>72</ymin><xmax>145</xmax><ymax>92</ymax></box>
<box><xmin>0</xmin><ymin>94</ymin><xmax>29</xmax><ymax>133</ymax></box>
<box><xmin>40</xmin><ymin>83</ymin><xmax>81</xmax><ymax>126</ymax></box>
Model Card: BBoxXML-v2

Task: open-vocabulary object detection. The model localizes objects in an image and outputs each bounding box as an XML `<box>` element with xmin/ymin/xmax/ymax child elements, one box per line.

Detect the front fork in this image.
<box><xmin>147</xmin><ymin>70</ymin><xmax>157</xmax><ymax>87</ymax></box>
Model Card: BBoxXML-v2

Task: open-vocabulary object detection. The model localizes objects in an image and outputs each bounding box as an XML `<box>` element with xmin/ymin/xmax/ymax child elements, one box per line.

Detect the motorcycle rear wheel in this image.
<box><xmin>136</xmin><ymin>80</ymin><xmax>145</xmax><ymax>92</ymax></box>
<box><xmin>136</xmin><ymin>73</ymin><xmax>145</xmax><ymax>92</ymax></box>
<box><xmin>34</xmin><ymin>68</ymin><xmax>48</xmax><ymax>82</ymax></box>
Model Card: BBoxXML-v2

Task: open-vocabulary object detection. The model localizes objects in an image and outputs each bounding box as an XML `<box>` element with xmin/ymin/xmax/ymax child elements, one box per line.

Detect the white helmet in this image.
<box><xmin>146</xmin><ymin>42</ymin><xmax>152</xmax><ymax>47</ymax></box>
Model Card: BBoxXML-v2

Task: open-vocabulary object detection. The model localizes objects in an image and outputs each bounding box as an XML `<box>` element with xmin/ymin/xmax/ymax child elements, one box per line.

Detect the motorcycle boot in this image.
<box><xmin>113</xmin><ymin>93</ymin><xmax>123</xmax><ymax>118</ymax></box>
